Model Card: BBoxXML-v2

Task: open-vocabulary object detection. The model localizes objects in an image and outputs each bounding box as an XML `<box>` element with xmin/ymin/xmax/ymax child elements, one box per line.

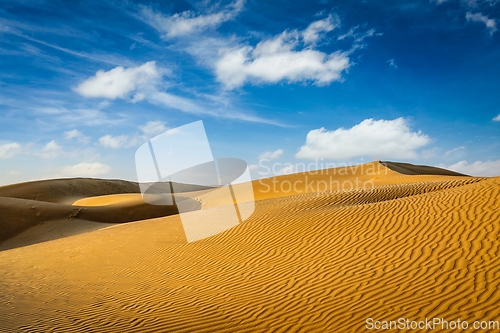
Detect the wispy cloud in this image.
<box><xmin>387</xmin><ymin>58</ymin><xmax>397</xmax><ymax>68</ymax></box>
<box><xmin>259</xmin><ymin>149</ymin><xmax>283</xmax><ymax>161</ymax></box>
<box><xmin>99</xmin><ymin>134</ymin><xmax>141</xmax><ymax>149</ymax></box>
<box><xmin>337</xmin><ymin>26</ymin><xmax>381</xmax><ymax>45</ymax></box>
<box><xmin>493</xmin><ymin>113</ymin><xmax>500</xmax><ymax>121</ymax></box>
<box><xmin>0</xmin><ymin>143</ymin><xmax>22</xmax><ymax>159</ymax></box>
<box><xmin>302</xmin><ymin>14</ymin><xmax>340</xmax><ymax>45</ymax></box>
<box><xmin>445</xmin><ymin>145</ymin><xmax>465</xmax><ymax>156</ymax></box>
<box><xmin>35</xmin><ymin>106</ymin><xmax>126</xmax><ymax>127</ymax></box>
<box><xmin>62</xmin><ymin>162</ymin><xmax>111</xmax><ymax>177</ymax></box>
<box><xmin>138</xmin><ymin>0</ymin><xmax>245</xmax><ymax>38</ymax></box>
<box><xmin>64</xmin><ymin>129</ymin><xmax>90</xmax><ymax>144</ymax></box>
<box><xmin>2</xmin><ymin>27</ymin><xmax>134</xmax><ymax>67</ymax></box>
<box><xmin>138</xmin><ymin>120</ymin><xmax>168</xmax><ymax>136</ymax></box>
<box><xmin>99</xmin><ymin>120</ymin><xmax>168</xmax><ymax>149</ymax></box>
<box><xmin>36</xmin><ymin>140</ymin><xmax>63</xmax><ymax>159</ymax></box>
<box><xmin>466</xmin><ymin>12</ymin><xmax>497</xmax><ymax>35</ymax></box>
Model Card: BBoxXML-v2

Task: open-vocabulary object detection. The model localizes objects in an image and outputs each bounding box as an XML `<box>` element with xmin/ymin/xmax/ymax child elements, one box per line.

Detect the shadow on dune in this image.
<box><xmin>380</xmin><ymin>161</ymin><xmax>469</xmax><ymax>177</ymax></box>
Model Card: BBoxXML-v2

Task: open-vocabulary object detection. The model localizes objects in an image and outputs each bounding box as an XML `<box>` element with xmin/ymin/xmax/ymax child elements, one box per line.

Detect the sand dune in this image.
<box><xmin>0</xmin><ymin>178</ymin><xmax>141</xmax><ymax>204</ymax></box>
<box><xmin>0</xmin><ymin>178</ymin><xmax>213</xmax><ymax>249</ymax></box>
<box><xmin>0</xmin><ymin>161</ymin><xmax>499</xmax><ymax>332</ymax></box>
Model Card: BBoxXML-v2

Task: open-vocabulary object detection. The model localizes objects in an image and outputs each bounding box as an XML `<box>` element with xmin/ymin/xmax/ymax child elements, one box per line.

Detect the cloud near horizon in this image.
<box><xmin>296</xmin><ymin>118</ymin><xmax>431</xmax><ymax>160</ymax></box>
<box><xmin>62</xmin><ymin>162</ymin><xmax>111</xmax><ymax>177</ymax></box>
<box><xmin>444</xmin><ymin>159</ymin><xmax>500</xmax><ymax>177</ymax></box>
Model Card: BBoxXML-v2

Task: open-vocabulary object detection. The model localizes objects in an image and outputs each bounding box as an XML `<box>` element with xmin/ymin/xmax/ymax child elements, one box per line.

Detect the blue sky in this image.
<box><xmin>0</xmin><ymin>0</ymin><xmax>499</xmax><ymax>185</ymax></box>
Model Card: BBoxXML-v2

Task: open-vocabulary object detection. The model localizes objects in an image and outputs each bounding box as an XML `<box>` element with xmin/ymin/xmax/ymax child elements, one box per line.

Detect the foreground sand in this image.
<box><xmin>1</xmin><ymin>162</ymin><xmax>499</xmax><ymax>332</ymax></box>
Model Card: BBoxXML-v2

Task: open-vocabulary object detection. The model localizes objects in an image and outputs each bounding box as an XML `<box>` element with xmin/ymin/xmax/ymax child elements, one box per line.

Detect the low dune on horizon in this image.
<box><xmin>1</xmin><ymin>161</ymin><xmax>499</xmax><ymax>332</ymax></box>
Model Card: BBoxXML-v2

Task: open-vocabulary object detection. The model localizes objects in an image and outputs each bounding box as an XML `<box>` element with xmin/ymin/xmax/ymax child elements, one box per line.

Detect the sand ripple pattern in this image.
<box><xmin>1</xmin><ymin>177</ymin><xmax>499</xmax><ymax>332</ymax></box>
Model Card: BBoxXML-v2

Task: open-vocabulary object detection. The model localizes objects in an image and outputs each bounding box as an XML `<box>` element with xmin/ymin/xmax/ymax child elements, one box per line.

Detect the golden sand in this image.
<box><xmin>0</xmin><ymin>161</ymin><xmax>499</xmax><ymax>332</ymax></box>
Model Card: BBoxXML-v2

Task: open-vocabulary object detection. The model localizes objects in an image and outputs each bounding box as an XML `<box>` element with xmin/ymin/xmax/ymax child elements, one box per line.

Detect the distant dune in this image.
<box><xmin>1</xmin><ymin>161</ymin><xmax>499</xmax><ymax>332</ymax></box>
<box><xmin>0</xmin><ymin>178</ymin><xmax>213</xmax><ymax>250</ymax></box>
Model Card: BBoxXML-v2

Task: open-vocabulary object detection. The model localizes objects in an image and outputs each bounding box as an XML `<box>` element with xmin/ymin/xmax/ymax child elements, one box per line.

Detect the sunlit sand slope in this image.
<box><xmin>251</xmin><ymin>161</ymin><xmax>470</xmax><ymax>201</ymax></box>
<box><xmin>1</xmin><ymin>173</ymin><xmax>498</xmax><ymax>332</ymax></box>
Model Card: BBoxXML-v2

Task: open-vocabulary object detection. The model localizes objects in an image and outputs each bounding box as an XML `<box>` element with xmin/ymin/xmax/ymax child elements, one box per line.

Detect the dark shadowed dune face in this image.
<box><xmin>380</xmin><ymin>161</ymin><xmax>469</xmax><ymax>177</ymax></box>
<box><xmin>0</xmin><ymin>178</ymin><xmax>141</xmax><ymax>204</ymax></box>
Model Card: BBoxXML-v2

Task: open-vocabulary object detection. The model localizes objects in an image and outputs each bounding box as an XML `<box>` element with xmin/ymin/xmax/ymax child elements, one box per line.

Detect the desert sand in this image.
<box><xmin>1</xmin><ymin>161</ymin><xmax>499</xmax><ymax>332</ymax></box>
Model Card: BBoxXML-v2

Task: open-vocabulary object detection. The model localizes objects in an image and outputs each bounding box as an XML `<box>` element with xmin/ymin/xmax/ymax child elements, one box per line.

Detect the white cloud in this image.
<box><xmin>99</xmin><ymin>121</ymin><xmax>168</xmax><ymax>149</ymax></box>
<box><xmin>36</xmin><ymin>140</ymin><xmax>62</xmax><ymax>159</ymax></box>
<box><xmin>35</xmin><ymin>106</ymin><xmax>124</xmax><ymax>127</ymax></box>
<box><xmin>337</xmin><ymin>26</ymin><xmax>358</xmax><ymax>41</ymax></box>
<box><xmin>259</xmin><ymin>149</ymin><xmax>283</xmax><ymax>161</ymax></box>
<box><xmin>6</xmin><ymin>170</ymin><xmax>21</xmax><ymax>176</ymax></box>
<box><xmin>0</xmin><ymin>143</ymin><xmax>22</xmax><ymax>159</ymax></box>
<box><xmin>493</xmin><ymin>113</ymin><xmax>500</xmax><ymax>121</ymax></box>
<box><xmin>354</xmin><ymin>28</ymin><xmax>379</xmax><ymax>43</ymax></box>
<box><xmin>138</xmin><ymin>120</ymin><xmax>168</xmax><ymax>137</ymax></box>
<box><xmin>248</xmin><ymin>164</ymin><xmax>260</xmax><ymax>171</ymax></box>
<box><xmin>302</xmin><ymin>15</ymin><xmax>339</xmax><ymax>45</ymax></box>
<box><xmin>445</xmin><ymin>146</ymin><xmax>465</xmax><ymax>156</ymax></box>
<box><xmin>338</xmin><ymin>26</ymin><xmax>381</xmax><ymax>44</ymax></box>
<box><xmin>139</xmin><ymin>0</ymin><xmax>245</xmax><ymax>38</ymax></box>
<box><xmin>147</xmin><ymin>90</ymin><xmax>281</xmax><ymax>125</ymax></box>
<box><xmin>74</xmin><ymin>61</ymin><xmax>160</xmax><ymax>99</ymax></box>
<box><xmin>74</xmin><ymin>62</ymin><xmax>279</xmax><ymax>125</ymax></box>
<box><xmin>64</xmin><ymin>129</ymin><xmax>89</xmax><ymax>144</ymax></box>
<box><xmin>466</xmin><ymin>12</ymin><xmax>497</xmax><ymax>35</ymax></box>
<box><xmin>296</xmin><ymin>118</ymin><xmax>431</xmax><ymax>160</ymax></box>
<box><xmin>215</xmin><ymin>30</ymin><xmax>351</xmax><ymax>89</ymax></box>
<box><xmin>248</xmin><ymin>149</ymin><xmax>284</xmax><ymax>173</ymax></box>
<box><xmin>62</xmin><ymin>162</ymin><xmax>111</xmax><ymax>177</ymax></box>
<box><xmin>99</xmin><ymin>134</ymin><xmax>142</xmax><ymax>149</ymax></box>
<box><xmin>388</xmin><ymin>59</ymin><xmax>397</xmax><ymax>68</ymax></box>
<box><xmin>446</xmin><ymin>160</ymin><xmax>500</xmax><ymax>176</ymax></box>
